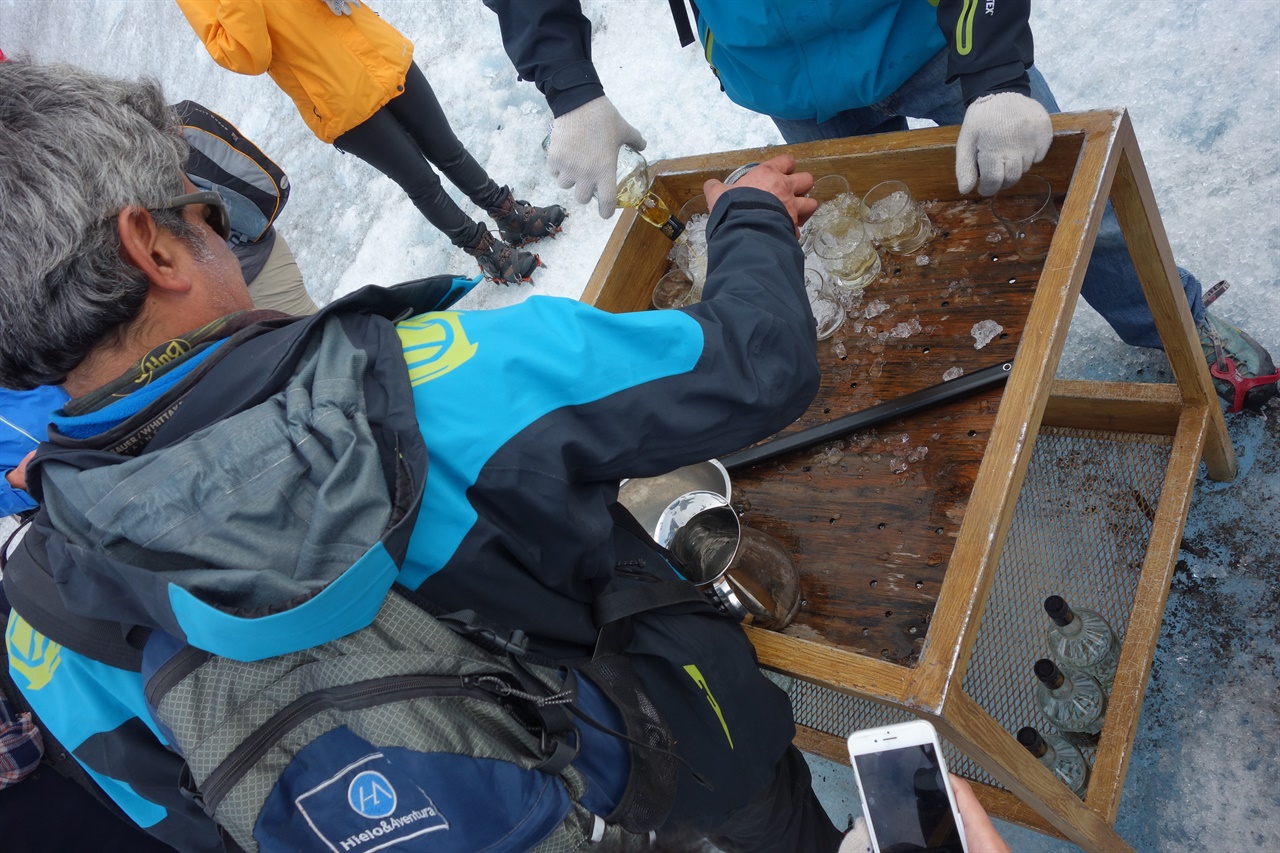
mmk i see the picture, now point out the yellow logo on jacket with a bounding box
[6,615,61,690]
[396,313,478,387]
[684,664,734,748]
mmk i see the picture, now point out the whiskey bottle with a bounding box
[1033,658,1106,746]
[1044,595,1120,692]
[607,145,685,241]
[541,131,684,240]
[1016,726,1090,799]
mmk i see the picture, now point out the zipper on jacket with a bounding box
[614,564,663,583]
[0,413,39,444]
[200,674,504,811]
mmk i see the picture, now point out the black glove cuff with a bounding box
[548,59,601,92]
[545,60,606,117]
[959,62,1032,105]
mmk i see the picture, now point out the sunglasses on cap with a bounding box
[151,190,231,241]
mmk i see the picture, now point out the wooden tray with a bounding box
[583,111,1233,852]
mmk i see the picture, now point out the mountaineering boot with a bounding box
[1197,306,1279,412]
[466,231,540,285]
[488,187,567,246]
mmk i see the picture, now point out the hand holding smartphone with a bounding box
[846,719,969,853]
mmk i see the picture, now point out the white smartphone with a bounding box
[846,719,969,853]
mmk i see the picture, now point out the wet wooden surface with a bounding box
[722,193,1050,665]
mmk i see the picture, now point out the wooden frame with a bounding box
[584,110,1234,852]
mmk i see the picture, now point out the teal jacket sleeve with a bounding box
[5,613,224,851]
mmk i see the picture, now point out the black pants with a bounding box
[0,765,180,853]
[334,62,506,249]
[704,745,844,853]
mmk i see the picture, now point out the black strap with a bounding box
[435,608,531,657]
[518,664,580,775]
[396,586,583,773]
[601,503,705,627]
[668,0,695,47]
[2,522,147,670]
[595,503,712,660]
[0,515,33,571]
[593,580,707,627]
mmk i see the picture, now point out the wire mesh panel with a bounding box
[782,674,975,781]
[954,426,1170,786]
[783,673,915,733]
[781,426,1172,792]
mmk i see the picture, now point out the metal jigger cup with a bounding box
[991,174,1059,261]
[618,463,731,541]
[668,504,802,631]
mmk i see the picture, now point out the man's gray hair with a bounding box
[0,59,197,390]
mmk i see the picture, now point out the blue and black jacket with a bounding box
[487,0,1034,122]
[4,188,820,850]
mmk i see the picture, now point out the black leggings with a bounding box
[334,62,505,249]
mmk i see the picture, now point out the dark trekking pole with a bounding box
[721,360,1013,473]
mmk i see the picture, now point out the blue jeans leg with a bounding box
[771,50,1204,350]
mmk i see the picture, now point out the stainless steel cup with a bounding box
[667,504,802,630]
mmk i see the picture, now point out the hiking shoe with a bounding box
[488,188,566,246]
[1197,311,1279,412]
[466,231,539,284]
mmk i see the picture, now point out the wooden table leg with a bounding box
[936,691,1135,853]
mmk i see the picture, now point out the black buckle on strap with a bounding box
[438,609,530,656]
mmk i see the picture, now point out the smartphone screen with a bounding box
[853,742,966,853]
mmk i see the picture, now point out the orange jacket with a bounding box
[175,0,413,143]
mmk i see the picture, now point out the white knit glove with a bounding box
[548,96,647,218]
[839,817,872,853]
[955,92,1053,196]
[322,0,359,15]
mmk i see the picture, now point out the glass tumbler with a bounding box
[861,179,933,255]
[651,269,695,310]
[991,174,1059,261]
[813,218,881,294]
[804,267,846,341]
[672,193,710,299]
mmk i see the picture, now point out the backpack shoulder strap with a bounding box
[2,519,147,670]
[668,0,695,47]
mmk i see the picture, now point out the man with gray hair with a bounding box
[1,60,845,851]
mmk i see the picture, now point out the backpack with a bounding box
[3,284,720,851]
[139,583,684,852]
[174,100,290,244]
